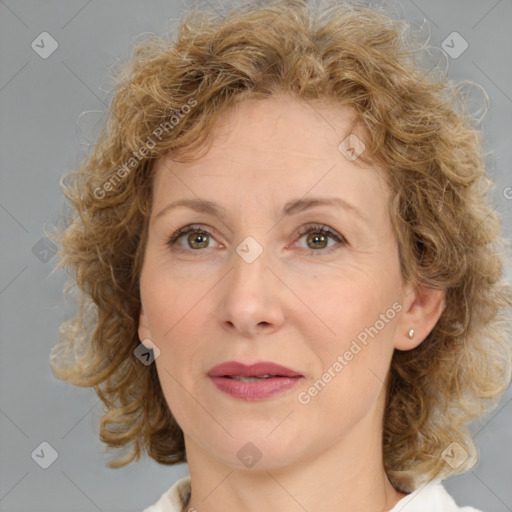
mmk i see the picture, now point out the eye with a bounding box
[293,223,346,255]
[167,224,220,252]
[167,223,347,255]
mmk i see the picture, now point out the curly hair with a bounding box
[49,0,512,493]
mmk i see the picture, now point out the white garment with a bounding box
[143,476,483,512]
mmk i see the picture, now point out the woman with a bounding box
[50,1,512,511]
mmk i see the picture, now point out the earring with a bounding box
[408,329,415,339]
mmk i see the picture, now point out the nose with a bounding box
[217,244,286,338]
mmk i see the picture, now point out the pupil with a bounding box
[189,233,208,249]
[308,233,327,249]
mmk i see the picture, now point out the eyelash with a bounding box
[167,223,347,256]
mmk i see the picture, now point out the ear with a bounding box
[394,283,445,351]
[138,304,153,349]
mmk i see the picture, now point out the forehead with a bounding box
[151,95,389,221]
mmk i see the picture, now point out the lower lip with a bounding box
[209,376,303,401]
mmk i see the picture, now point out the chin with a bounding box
[205,429,304,470]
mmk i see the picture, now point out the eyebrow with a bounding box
[154,196,368,224]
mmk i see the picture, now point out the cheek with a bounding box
[296,269,391,343]
[142,262,206,339]
[150,307,209,432]
[297,270,398,395]
[296,282,396,430]
[140,264,210,412]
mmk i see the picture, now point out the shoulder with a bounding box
[143,476,482,512]
[143,476,191,512]
[388,479,483,512]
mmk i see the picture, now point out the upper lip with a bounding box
[207,361,303,378]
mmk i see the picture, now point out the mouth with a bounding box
[226,374,284,382]
[207,361,304,379]
[207,361,304,401]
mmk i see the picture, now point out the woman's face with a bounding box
[139,95,414,470]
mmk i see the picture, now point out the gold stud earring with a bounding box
[408,329,415,339]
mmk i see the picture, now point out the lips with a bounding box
[207,361,304,400]
[207,361,303,378]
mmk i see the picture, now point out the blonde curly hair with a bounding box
[49,0,512,493]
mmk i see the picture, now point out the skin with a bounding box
[138,94,445,512]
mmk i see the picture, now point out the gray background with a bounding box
[0,0,511,511]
